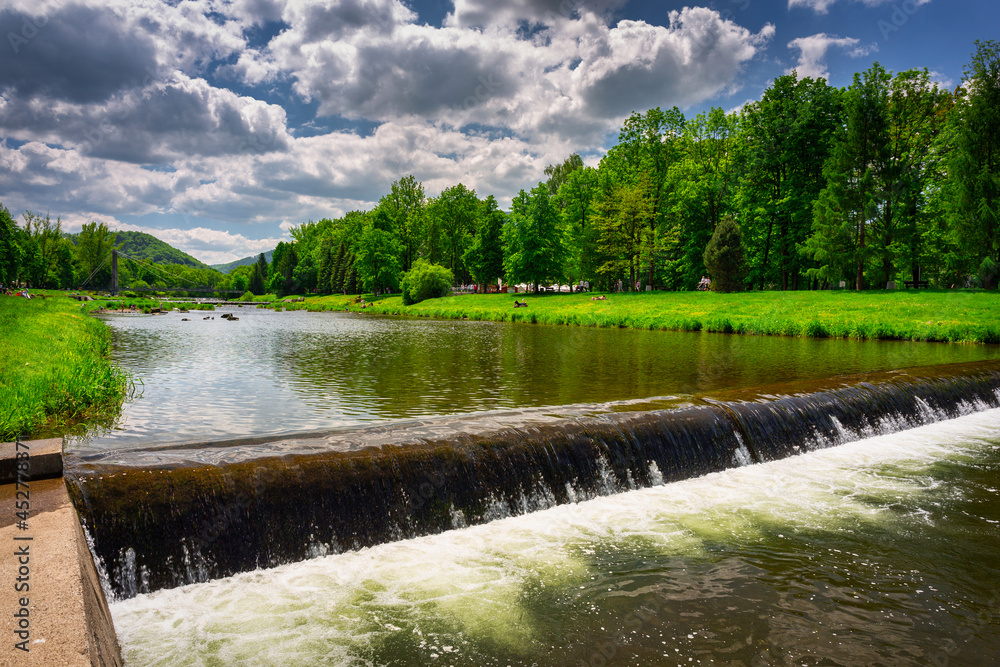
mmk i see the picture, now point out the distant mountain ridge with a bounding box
[212,250,275,274]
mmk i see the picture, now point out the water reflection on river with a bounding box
[72,306,999,453]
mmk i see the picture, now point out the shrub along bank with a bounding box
[0,292,133,441]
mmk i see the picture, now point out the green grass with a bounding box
[343,289,1000,344]
[265,294,360,312]
[0,292,134,441]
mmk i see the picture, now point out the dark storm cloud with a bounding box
[0,5,158,103]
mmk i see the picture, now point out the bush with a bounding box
[401,261,454,305]
[239,291,255,301]
[703,215,746,293]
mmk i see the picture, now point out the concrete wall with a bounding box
[1,440,122,666]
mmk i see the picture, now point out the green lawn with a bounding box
[348,289,1000,344]
[0,292,133,441]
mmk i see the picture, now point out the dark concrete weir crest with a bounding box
[65,361,1000,601]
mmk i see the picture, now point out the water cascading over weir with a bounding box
[66,361,1000,600]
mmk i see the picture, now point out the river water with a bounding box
[73,306,998,453]
[78,307,1000,665]
[110,409,1000,666]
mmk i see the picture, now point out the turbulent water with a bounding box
[110,409,1000,666]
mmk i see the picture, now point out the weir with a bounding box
[66,361,1000,601]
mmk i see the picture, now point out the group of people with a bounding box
[1,284,31,298]
[696,276,712,291]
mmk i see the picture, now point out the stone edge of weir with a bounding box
[1,438,123,667]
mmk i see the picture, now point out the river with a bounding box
[73,307,1000,665]
[72,306,999,453]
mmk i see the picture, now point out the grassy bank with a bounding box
[341,290,1000,344]
[0,292,133,441]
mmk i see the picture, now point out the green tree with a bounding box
[882,69,950,287]
[248,253,268,295]
[356,210,402,294]
[316,235,336,294]
[378,175,426,273]
[593,173,653,290]
[426,184,479,282]
[76,221,117,289]
[666,108,739,289]
[737,73,842,290]
[463,195,506,287]
[544,153,585,194]
[703,215,746,292]
[805,63,892,290]
[601,107,686,287]
[229,265,252,294]
[503,185,566,293]
[269,241,298,295]
[0,204,25,286]
[554,166,599,288]
[401,260,454,304]
[946,40,1000,288]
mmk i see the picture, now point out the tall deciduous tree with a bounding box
[463,195,506,287]
[667,107,739,289]
[593,172,652,289]
[0,204,25,286]
[544,153,584,194]
[76,221,117,289]
[602,107,686,287]
[947,40,1000,288]
[738,73,842,290]
[883,68,950,287]
[356,210,402,294]
[426,184,479,282]
[554,166,598,287]
[503,185,565,293]
[378,175,425,273]
[805,63,892,290]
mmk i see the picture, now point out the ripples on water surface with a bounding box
[73,307,999,453]
[111,410,1000,666]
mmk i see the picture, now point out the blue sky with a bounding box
[0,0,994,263]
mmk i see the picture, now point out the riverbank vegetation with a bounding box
[0,293,133,441]
[1,42,997,302]
[348,290,1000,344]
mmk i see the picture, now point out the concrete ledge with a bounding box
[1,477,123,666]
[0,439,63,485]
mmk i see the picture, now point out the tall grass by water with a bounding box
[0,293,133,441]
[353,290,1000,344]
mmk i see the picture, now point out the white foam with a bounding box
[111,409,1000,665]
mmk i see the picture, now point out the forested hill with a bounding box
[112,231,213,270]
[212,250,274,274]
[62,229,213,270]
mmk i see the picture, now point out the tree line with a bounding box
[267,41,1000,295]
[1,41,996,296]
